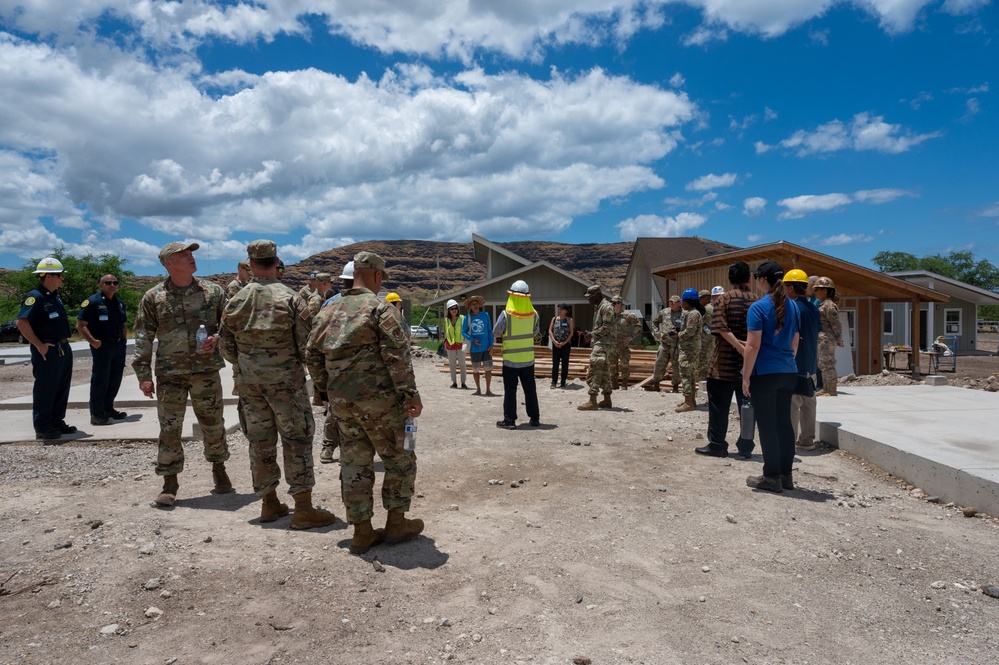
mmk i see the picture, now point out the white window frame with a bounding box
[883,308,894,335]
[944,308,962,336]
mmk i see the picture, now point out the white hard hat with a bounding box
[446,299,459,309]
[711,286,725,296]
[508,279,530,295]
[339,261,354,280]
[33,257,65,274]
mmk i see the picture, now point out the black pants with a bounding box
[502,364,540,423]
[89,339,127,417]
[706,377,754,455]
[749,372,797,478]
[551,344,571,385]
[31,341,73,434]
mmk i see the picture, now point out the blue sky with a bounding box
[0,1,995,276]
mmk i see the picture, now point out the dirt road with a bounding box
[1,353,998,664]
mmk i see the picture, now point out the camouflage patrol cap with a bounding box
[610,295,623,304]
[584,285,602,297]
[159,241,199,264]
[237,260,250,271]
[315,272,332,282]
[353,251,388,278]
[246,239,277,259]
[668,295,681,303]
[698,289,710,298]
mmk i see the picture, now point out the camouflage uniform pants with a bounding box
[237,382,316,497]
[586,342,613,396]
[677,340,701,397]
[697,335,714,382]
[652,341,676,383]
[619,345,631,382]
[817,335,837,389]
[607,344,621,381]
[323,410,341,449]
[334,408,416,524]
[155,372,228,476]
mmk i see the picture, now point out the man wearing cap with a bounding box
[77,274,128,426]
[579,284,616,410]
[220,240,335,530]
[226,261,253,299]
[695,261,759,459]
[493,280,541,429]
[608,296,639,390]
[298,271,318,301]
[307,273,333,315]
[644,295,682,392]
[16,257,76,440]
[307,251,424,555]
[696,289,715,390]
[316,262,355,464]
[133,241,233,506]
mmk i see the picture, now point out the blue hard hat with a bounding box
[681,287,700,301]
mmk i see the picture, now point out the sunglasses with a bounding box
[103,280,119,285]
[448,306,458,310]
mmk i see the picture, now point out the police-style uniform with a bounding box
[79,291,127,420]
[19,285,74,437]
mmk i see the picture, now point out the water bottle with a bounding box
[195,324,208,354]
[739,401,755,441]
[404,416,417,451]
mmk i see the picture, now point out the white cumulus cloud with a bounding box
[777,193,853,219]
[743,197,767,216]
[686,172,737,191]
[773,113,941,156]
[616,212,707,239]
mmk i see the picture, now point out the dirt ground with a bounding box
[1,348,999,665]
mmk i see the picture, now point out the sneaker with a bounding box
[780,473,795,490]
[90,416,114,426]
[528,418,540,427]
[550,383,557,389]
[746,475,783,493]
[450,382,458,389]
[57,422,77,434]
[795,441,818,452]
[560,382,567,388]
[319,445,336,464]
[461,383,469,389]
[496,419,517,430]
[694,445,728,458]
[110,410,128,420]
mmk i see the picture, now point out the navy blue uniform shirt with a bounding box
[18,287,71,341]
[78,292,126,342]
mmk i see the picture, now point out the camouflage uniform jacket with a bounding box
[590,298,616,347]
[306,287,420,418]
[701,303,714,340]
[225,278,249,299]
[613,311,640,345]
[219,278,312,386]
[651,309,678,344]
[677,308,702,347]
[298,285,315,301]
[132,277,226,381]
[307,290,328,316]
[817,299,843,344]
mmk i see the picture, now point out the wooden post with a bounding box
[910,297,921,377]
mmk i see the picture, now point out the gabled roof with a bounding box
[888,271,999,305]
[651,240,948,303]
[472,233,531,268]
[424,259,594,307]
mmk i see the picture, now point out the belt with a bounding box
[42,338,69,344]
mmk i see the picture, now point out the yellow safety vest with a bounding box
[445,316,464,345]
[501,311,536,363]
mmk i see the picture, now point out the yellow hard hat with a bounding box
[33,257,65,274]
[784,269,809,284]
[385,292,402,303]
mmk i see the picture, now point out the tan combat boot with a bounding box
[675,394,696,413]
[349,520,386,554]
[577,394,599,410]
[611,378,619,390]
[384,508,424,544]
[259,489,289,523]
[289,491,336,530]
[155,474,179,507]
[212,462,234,494]
[643,381,661,392]
[597,393,613,409]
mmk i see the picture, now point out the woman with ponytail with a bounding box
[742,260,800,494]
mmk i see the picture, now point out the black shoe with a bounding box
[694,445,728,458]
[110,410,128,420]
[780,473,795,490]
[528,418,540,427]
[56,423,77,434]
[91,416,114,426]
[560,382,567,388]
[550,383,557,389]
[450,383,458,389]
[496,419,517,430]
[36,430,61,440]
[461,383,469,389]
[746,475,783,493]
[735,444,754,459]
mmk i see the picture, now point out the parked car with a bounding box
[0,318,26,343]
[409,325,429,339]
[422,325,440,340]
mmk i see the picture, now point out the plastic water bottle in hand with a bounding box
[196,324,208,354]
[739,401,755,441]
[404,416,417,451]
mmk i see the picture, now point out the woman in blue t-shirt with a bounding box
[742,260,800,493]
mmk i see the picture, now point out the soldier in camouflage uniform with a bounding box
[306,272,333,316]
[225,260,253,299]
[645,295,681,392]
[814,276,844,396]
[607,296,640,390]
[133,242,232,507]
[675,288,703,413]
[696,289,715,391]
[307,251,424,555]
[219,240,335,530]
[298,271,318,301]
[578,284,616,410]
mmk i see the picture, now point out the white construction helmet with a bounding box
[33,257,65,274]
[446,299,459,309]
[711,285,725,296]
[339,261,354,280]
[508,279,530,295]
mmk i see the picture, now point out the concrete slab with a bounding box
[816,384,999,516]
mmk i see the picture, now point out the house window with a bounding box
[944,308,962,335]
[883,309,893,335]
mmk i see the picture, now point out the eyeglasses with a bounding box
[102,280,119,285]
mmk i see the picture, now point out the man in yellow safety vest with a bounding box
[493,280,540,429]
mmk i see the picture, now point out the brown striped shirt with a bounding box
[709,285,758,381]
